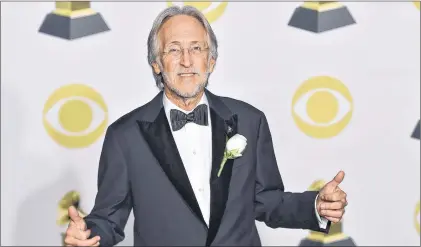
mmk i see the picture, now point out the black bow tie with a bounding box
[170,104,208,131]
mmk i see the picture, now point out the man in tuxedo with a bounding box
[64,5,348,247]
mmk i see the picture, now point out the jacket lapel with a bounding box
[206,90,238,246]
[136,92,207,227]
[135,90,238,245]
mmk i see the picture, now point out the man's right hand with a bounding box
[64,206,100,246]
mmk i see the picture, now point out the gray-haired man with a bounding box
[64,5,348,247]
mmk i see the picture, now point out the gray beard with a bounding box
[161,72,210,100]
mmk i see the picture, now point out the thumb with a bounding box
[68,205,82,222]
[329,170,345,187]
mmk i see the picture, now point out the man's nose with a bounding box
[179,49,192,67]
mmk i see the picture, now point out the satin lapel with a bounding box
[206,108,238,246]
[137,108,206,227]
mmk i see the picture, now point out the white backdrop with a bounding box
[1,1,420,246]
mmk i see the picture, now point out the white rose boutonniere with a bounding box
[217,134,247,177]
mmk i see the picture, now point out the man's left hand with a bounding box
[316,171,348,223]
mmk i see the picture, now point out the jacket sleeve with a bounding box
[84,127,133,246]
[253,113,330,233]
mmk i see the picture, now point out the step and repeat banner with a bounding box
[1,1,420,246]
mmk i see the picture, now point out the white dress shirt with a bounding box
[163,93,213,226]
[162,93,328,229]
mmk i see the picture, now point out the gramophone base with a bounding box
[299,236,357,246]
[39,12,110,40]
[411,120,420,140]
[288,6,355,33]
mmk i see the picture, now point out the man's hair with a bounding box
[147,5,219,90]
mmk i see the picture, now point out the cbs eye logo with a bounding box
[167,1,228,23]
[43,84,108,148]
[291,76,353,139]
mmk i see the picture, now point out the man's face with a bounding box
[153,15,215,98]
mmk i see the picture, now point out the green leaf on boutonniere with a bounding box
[217,148,241,177]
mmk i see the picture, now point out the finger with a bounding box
[65,235,100,247]
[69,220,76,229]
[64,235,79,246]
[72,217,87,231]
[78,220,87,231]
[79,229,91,240]
[68,206,82,222]
[68,207,87,230]
[329,170,345,187]
[321,190,347,202]
[320,209,344,218]
[66,227,91,241]
[83,236,101,246]
[324,216,342,223]
[320,201,346,210]
[74,220,86,232]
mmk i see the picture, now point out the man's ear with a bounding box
[152,62,161,74]
[208,57,216,73]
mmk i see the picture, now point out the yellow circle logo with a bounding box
[292,76,353,139]
[167,2,228,23]
[414,1,420,10]
[43,84,108,148]
[415,201,420,235]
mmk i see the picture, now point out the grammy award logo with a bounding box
[288,1,356,33]
[411,120,420,140]
[39,1,110,40]
[298,180,357,246]
[57,191,87,245]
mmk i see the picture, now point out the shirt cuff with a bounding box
[315,194,329,229]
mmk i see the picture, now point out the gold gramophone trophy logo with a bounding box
[288,1,356,33]
[298,180,357,246]
[411,120,420,140]
[39,1,110,40]
[57,191,87,245]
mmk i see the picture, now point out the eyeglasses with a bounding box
[162,42,209,59]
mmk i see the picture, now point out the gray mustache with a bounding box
[163,71,209,76]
